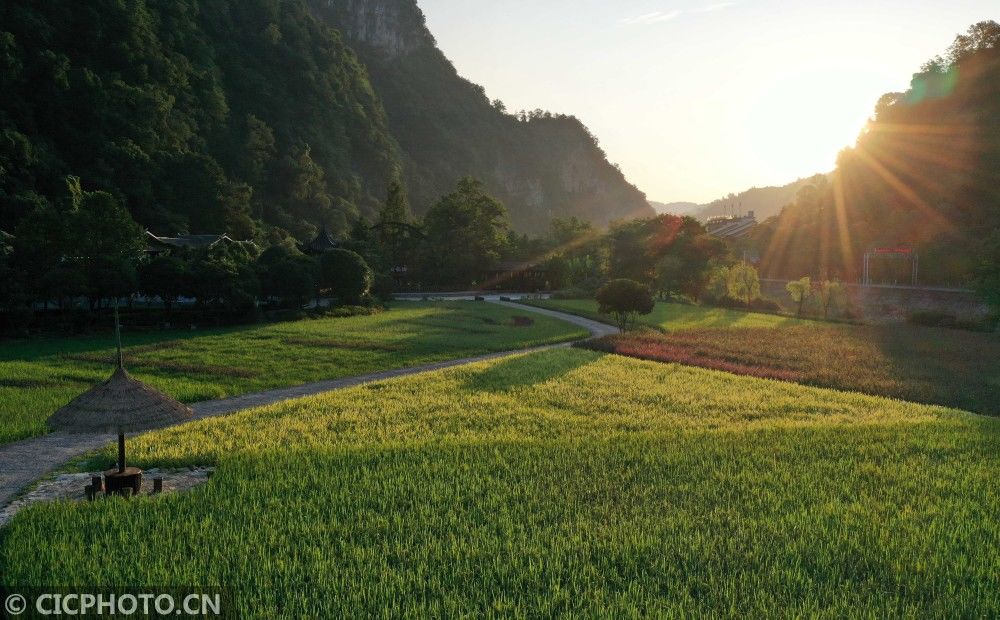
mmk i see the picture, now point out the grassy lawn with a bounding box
[0,303,586,445]
[585,324,1000,416]
[525,298,814,330]
[3,349,998,616]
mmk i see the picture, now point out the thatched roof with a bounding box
[47,368,193,434]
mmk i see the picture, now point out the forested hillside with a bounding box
[0,0,399,241]
[747,21,1000,290]
[307,0,653,232]
[0,0,651,243]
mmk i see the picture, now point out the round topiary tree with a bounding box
[320,248,373,305]
[596,278,655,332]
[139,255,189,315]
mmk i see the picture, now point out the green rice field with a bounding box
[2,349,998,616]
[0,303,586,445]
[525,298,815,331]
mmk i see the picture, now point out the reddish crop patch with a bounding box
[582,326,1000,416]
[589,337,806,383]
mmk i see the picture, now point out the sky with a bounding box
[417,0,997,204]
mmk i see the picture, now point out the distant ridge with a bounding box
[697,175,827,221]
[658,174,828,222]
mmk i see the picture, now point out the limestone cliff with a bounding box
[307,0,654,232]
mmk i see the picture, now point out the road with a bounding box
[0,301,615,511]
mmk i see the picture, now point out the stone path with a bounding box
[0,302,615,510]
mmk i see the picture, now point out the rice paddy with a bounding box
[2,349,998,616]
[525,298,815,331]
[0,303,586,445]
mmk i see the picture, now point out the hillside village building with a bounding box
[144,231,255,256]
[705,211,757,239]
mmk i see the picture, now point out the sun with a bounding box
[740,67,893,182]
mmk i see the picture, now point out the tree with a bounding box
[88,258,138,308]
[607,219,655,283]
[727,263,761,307]
[275,144,336,233]
[421,177,510,287]
[68,180,144,308]
[596,279,655,332]
[11,194,66,304]
[607,215,724,298]
[40,262,88,310]
[0,246,25,311]
[139,256,189,314]
[190,259,236,308]
[654,255,684,301]
[972,230,1000,317]
[12,178,143,309]
[190,257,259,314]
[786,276,812,317]
[549,217,596,250]
[546,217,604,290]
[236,114,276,186]
[379,180,410,226]
[674,234,728,302]
[228,265,260,314]
[256,245,316,308]
[818,280,848,319]
[704,265,731,302]
[0,1,399,242]
[320,249,373,305]
[375,180,416,273]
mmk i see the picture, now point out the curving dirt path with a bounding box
[0,302,615,511]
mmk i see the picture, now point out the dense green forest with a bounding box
[0,0,651,243]
[308,0,653,233]
[0,0,400,242]
[747,22,1000,293]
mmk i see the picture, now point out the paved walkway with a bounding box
[0,302,615,509]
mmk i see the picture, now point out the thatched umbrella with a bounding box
[47,307,193,493]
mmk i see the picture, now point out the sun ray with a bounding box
[849,146,957,235]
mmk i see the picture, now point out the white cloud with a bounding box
[620,2,737,25]
[620,10,683,25]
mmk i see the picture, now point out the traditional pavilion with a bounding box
[299,226,339,255]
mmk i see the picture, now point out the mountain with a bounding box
[305,0,654,233]
[0,0,400,240]
[0,0,651,241]
[696,176,828,222]
[649,201,701,216]
[654,175,828,223]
